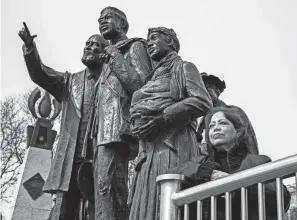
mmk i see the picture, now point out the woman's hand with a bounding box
[211,170,230,181]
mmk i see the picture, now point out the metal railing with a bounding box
[157,154,297,220]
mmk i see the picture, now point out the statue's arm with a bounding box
[109,41,152,95]
[163,62,213,125]
[22,43,66,102]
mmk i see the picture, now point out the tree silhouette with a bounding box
[0,96,28,203]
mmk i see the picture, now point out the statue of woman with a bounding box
[128,27,213,220]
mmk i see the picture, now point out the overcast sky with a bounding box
[1,0,297,217]
[2,0,297,158]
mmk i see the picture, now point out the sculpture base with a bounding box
[10,147,53,220]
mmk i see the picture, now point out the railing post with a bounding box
[156,174,185,220]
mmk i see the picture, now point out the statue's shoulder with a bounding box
[130,37,147,45]
[182,61,198,70]
[66,70,86,86]
[128,38,147,51]
[182,61,200,77]
[70,70,85,78]
[72,69,85,76]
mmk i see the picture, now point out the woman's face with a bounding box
[208,111,237,149]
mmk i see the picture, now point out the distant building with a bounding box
[285,184,297,220]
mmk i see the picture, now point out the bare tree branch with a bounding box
[0,96,28,203]
[0,94,37,203]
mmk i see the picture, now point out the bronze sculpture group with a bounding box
[19,6,291,220]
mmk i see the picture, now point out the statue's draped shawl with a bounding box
[130,52,185,120]
[128,52,212,220]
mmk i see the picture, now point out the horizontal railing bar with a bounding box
[172,154,297,206]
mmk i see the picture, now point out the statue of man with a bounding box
[197,72,259,154]
[128,27,212,220]
[87,6,152,220]
[18,22,108,220]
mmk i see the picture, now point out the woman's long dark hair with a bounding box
[204,107,254,155]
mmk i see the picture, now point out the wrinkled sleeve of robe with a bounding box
[22,42,67,102]
[162,61,213,126]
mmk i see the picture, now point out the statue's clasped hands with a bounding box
[131,115,166,139]
[18,22,37,46]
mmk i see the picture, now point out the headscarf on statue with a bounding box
[151,51,186,100]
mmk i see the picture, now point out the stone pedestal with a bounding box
[10,148,53,220]
[10,118,57,220]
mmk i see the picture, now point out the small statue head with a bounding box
[147,27,180,62]
[200,72,226,103]
[81,34,109,69]
[99,7,129,40]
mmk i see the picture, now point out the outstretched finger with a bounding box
[23,22,30,35]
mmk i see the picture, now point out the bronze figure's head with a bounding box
[201,72,226,103]
[99,7,129,40]
[81,34,108,69]
[147,27,180,61]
